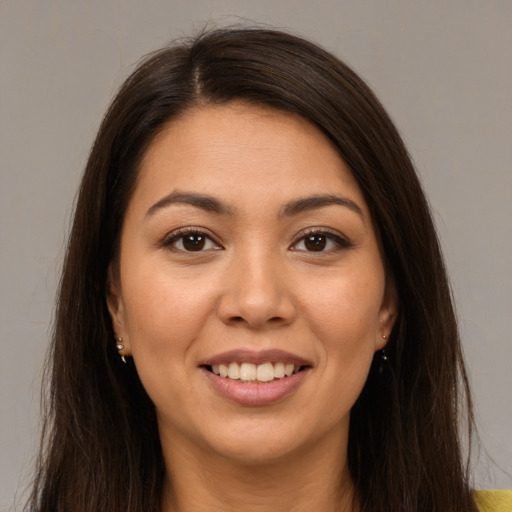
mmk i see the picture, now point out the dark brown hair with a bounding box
[27,27,477,511]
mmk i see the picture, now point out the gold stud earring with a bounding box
[116,337,127,364]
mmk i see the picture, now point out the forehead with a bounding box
[132,102,369,216]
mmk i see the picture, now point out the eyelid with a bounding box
[160,227,223,251]
[290,227,353,251]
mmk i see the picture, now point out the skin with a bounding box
[107,102,397,512]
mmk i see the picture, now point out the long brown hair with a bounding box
[27,27,477,511]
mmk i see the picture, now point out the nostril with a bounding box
[269,316,284,322]
[229,315,286,326]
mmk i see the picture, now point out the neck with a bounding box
[160,430,358,512]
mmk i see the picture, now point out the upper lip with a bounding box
[200,349,313,367]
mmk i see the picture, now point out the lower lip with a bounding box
[201,367,310,406]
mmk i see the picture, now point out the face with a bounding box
[108,103,397,465]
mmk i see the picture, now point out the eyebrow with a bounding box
[280,194,364,219]
[146,191,233,218]
[145,191,363,220]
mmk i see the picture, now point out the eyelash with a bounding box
[160,227,352,253]
[290,228,353,253]
[161,227,222,252]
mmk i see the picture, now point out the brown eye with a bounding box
[304,234,327,251]
[291,230,352,253]
[182,234,206,251]
[164,230,220,252]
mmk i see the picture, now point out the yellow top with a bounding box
[474,490,512,512]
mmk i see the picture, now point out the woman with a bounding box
[26,28,510,511]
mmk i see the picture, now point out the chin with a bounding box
[212,437,303,466]
[200,416,337,466]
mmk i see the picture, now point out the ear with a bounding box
[375,278,399,351]
[106,266,132,356]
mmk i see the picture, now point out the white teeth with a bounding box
[256,362,274,382]
[210,361,302,382]
[274,362,285,378]
[240,362,256,381]
[227,362,240,380]
[284,363,294,377]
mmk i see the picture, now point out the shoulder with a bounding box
[474,490,512,512]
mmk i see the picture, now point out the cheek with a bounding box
[286,270,384,437]
[122,247,218,323]
[119,272,205,409]
[302,265,385,394]
[305,269,385,345]
[119,262,212,356]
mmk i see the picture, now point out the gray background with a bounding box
[1,0,511,508]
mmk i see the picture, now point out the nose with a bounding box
[217,248,297,329]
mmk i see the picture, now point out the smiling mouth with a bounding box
[204,362,307,383]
